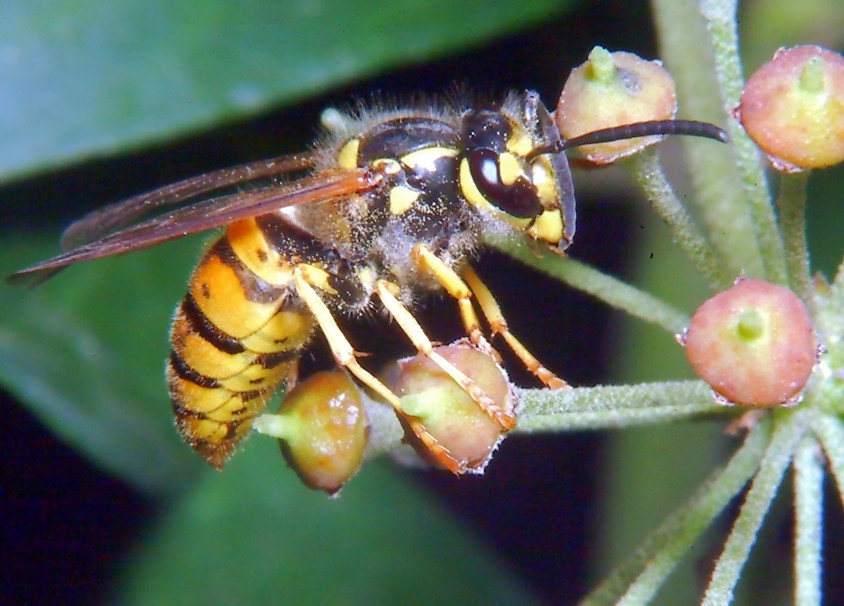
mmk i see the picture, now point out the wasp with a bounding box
[9,90,727,473]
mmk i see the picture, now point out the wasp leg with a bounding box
[292,265,464,474]
[461,266,569,389]
[412,245,566,389]
[374,279,516,431]
[410,245,499,361]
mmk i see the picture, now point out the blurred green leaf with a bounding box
[0,0,568,183]
[740,0,844,71]
[1,234,204,494]
[111,445,539,605]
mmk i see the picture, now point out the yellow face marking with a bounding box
[506,130,533,156]
[389,186,420,215]
[458,158,490,210]
[497,153,525,186]
[337,138,361,170]
[528,209,564,244]
[531,157,558,206]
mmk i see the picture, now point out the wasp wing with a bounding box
[9,167,378,285]
[60,154,318,251]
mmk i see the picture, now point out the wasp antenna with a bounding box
[562,120,729,150]
[525,119,728,160]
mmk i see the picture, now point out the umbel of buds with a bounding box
[556,46,677,164]
[253,341,516,492]
[738,45,844,171]
[681,278,817,407]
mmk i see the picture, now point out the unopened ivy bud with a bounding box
[253,371,368,495]
[556,46,677,164]
[738,45,844,171]
[681,278,817,407]
[395,341,516,474]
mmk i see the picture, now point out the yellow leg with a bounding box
[293,266,464,474]
[375,279,516,431]
[461,266,569,389]
[411,245,499,360]
[293,267,398,407]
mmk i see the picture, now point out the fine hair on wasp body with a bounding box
[167,90,574,471]
[9,89,727,474]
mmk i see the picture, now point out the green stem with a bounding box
[622,151,726,289]
[778,171,814,305]
[699,0,788,284]
[702,410,808,605]
[651,0,764,279]
[516,380,726,432]
[582,418,770,606]
[491,240,689,334]
[812,414,844,507]
[794,433,824,606]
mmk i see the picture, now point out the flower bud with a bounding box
[556,47,677,164]
[395,341,516,474]
[254,371,368,494]
[738,45,844,171]
[681,278,817,407]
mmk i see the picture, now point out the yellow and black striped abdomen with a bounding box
[167,217,315,468]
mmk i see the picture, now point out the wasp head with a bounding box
[458,91,576,252]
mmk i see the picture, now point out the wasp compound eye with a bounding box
[467,148,543,219]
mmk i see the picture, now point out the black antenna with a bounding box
[529,120,729,159]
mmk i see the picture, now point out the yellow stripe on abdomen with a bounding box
[168,224,315,469]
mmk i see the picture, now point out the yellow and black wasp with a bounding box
[9,90,726,473]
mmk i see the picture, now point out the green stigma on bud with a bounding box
[253,413,297,440]
[586,46,617,84]
[736,308,765,341]
[798,57,826,94]
[400,386,454,420]
[395,342,515,474]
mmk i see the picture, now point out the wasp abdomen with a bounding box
[168,219,315,468]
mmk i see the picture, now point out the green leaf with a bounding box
[110,445,538,605]
[0,0,569,183]
[1,234,205,494]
